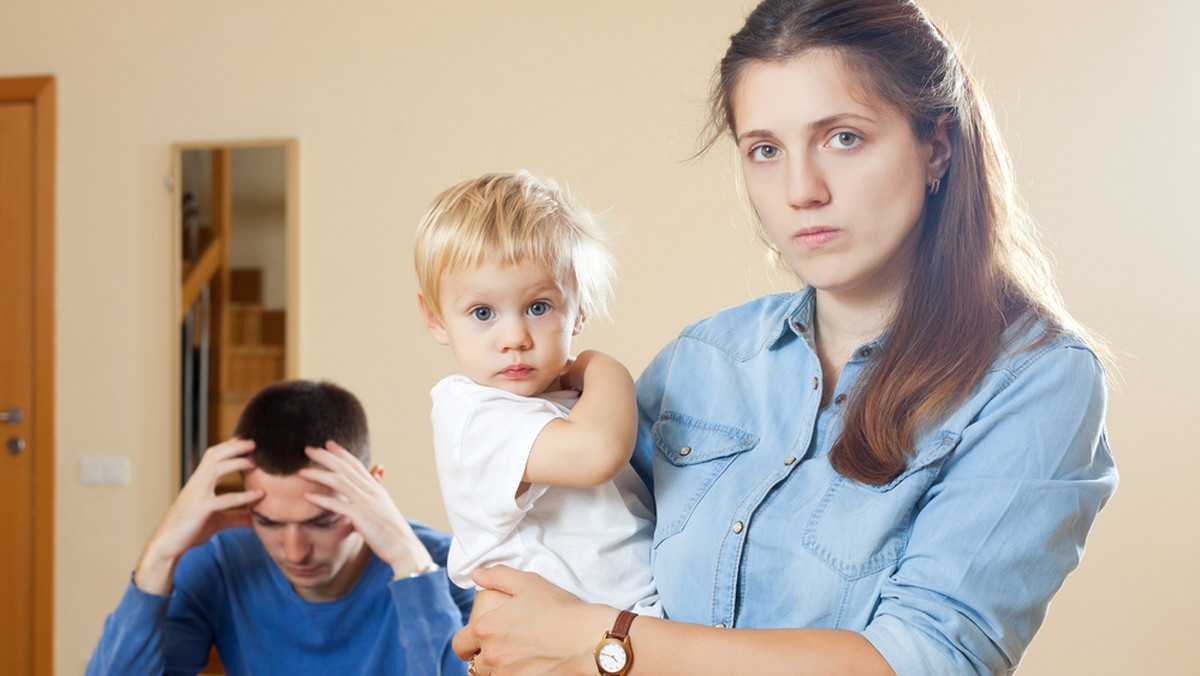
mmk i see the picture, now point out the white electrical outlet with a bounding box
[80,456,130,486]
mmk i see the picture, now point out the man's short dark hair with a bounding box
[233,380,370,475]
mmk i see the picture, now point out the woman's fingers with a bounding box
[472,564,540,596]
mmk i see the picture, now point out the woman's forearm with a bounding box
[625,618,894,676]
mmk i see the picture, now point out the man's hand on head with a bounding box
[299,441,438,578]
[134,438,264,596]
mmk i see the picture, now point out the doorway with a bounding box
[174,140,297,486]
[0,76,56,676]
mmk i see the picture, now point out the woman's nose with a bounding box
[787,154,830,209]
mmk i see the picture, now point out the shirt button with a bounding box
[834,394,847,405]
[732,521,744,534]
[811,377,818,390]
[679,446,691,456]
[796,322,807,332]
[715,622,726,628]
[784,457,796,465]
[858,347,873,358]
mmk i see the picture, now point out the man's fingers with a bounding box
[204,437,256,461]
[302,490,353,520]
[211,487,263,512]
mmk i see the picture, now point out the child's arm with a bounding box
[522,350,637,488]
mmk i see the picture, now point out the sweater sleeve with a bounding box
[394,521,475,676]
[85,575,213,676]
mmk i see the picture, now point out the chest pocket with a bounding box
[802,431,960,580]
[651,412,758,546]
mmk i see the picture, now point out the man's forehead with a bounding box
[243,469,335,522]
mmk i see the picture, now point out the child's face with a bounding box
[422,259,581,397]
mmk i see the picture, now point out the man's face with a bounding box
[242,468,368,602]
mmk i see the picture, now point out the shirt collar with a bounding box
[777,286,889,360]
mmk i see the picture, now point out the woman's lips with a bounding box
[795,227,840,248]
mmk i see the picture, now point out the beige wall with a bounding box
[1,0,1194,673]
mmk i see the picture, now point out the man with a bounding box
[87,380,472,675]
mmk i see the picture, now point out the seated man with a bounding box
[87,380,472,675]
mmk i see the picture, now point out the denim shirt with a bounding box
[632,287,1117,675]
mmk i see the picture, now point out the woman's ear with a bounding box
[927,112,953,182]
[418,293,450,345]
[369,464,384,483]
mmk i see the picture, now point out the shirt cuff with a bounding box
[860,614,960,676]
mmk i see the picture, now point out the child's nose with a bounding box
[498,317,532,351]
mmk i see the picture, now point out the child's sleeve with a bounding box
[433,382,567,578]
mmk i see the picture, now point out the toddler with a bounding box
[415,171,659,614]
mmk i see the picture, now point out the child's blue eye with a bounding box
[471,307,495,321]
[527,301,550,317]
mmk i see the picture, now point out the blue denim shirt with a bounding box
[632,287,1117,675]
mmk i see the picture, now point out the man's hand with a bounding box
[300,441,437,578]
[134,438,263,595]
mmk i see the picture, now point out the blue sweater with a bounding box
[86,522,473,676]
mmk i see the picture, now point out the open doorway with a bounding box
[174,140,297,487]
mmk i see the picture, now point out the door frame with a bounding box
[0,75,56,676]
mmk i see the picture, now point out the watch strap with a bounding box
[607,609,637,641]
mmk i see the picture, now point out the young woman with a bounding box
[454,1,1117,673]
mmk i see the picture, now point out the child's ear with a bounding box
[572,311,586,336]
[418,293,450,345]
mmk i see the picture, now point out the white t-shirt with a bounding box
[430,374,660,614]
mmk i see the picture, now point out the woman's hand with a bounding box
[453,566,618,675]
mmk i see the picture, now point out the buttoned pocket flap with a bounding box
[652,412,759,465]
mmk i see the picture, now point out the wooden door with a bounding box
[0,76,55,676]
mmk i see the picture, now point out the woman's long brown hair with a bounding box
[705,0,1104,484]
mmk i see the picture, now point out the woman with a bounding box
[454,0,1117,673]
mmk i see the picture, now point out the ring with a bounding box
[468,653,478,676]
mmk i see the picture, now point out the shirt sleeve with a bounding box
[861,342,1118,675]
[393,523,475,676]
[439,384,563,537]
[84,575,213,676]
[633,338,680,496]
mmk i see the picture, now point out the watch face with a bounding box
[597,641,628,673]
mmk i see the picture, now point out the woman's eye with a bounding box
[830,132,860,148]
[749,144,781,161]
[471,307,494,321]
[527,301,550,317]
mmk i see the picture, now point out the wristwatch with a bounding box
[594,609,636,675]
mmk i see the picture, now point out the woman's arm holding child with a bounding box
[523,350,637,487]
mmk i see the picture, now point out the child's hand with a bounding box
[559,350,614,392]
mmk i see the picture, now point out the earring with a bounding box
[928,178,942,197]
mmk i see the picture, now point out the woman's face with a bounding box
[732,50,949,306]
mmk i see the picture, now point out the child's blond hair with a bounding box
[415,171,616,322]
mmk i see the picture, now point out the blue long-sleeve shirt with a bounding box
[633,287,1117,675]
[86,521,473,676]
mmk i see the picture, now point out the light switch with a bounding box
[80,456,130,486]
